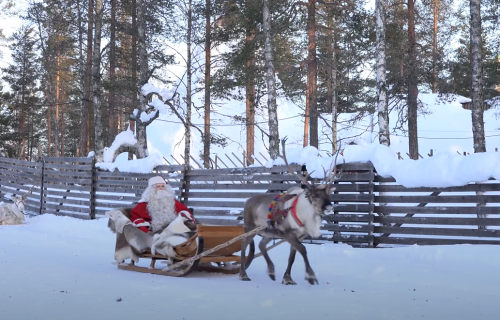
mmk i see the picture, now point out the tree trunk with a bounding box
[20,70,26,160]
[185,0,193,168]
[304,88,309,146]
[470,0,486,153]
[376,0,390,146]
[76,0,86,157]
[307,0,318,148]
[108,0,117,147]
[60,91,65,156]
[407,0,419,159]
[130,0,138,160]
[432,0,438,93]
[245,23,255,163]
[134,0,150,159]
[45,81,52,157]
[80,0,93,157]
[92,0,104,162]
[326,6,338,153]
[54,53,60,157]
[470,0,487,228]
[203,0,211,168]
[263,0,279,160]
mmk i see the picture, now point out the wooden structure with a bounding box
[1,156,499,247]
[117,225,255,277]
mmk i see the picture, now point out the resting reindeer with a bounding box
[106,209,196,264]
[239,138,341,285]
[0,196,26,225]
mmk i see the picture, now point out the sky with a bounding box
[1,213,499,320]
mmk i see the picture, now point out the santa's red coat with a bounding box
[130,200,190,233]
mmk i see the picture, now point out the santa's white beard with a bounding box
[146,187,176,232]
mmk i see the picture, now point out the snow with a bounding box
[141,83,175,101]
[97,151,166,173]
[102,127,137,163]
[100,138,500,188]
[1,214,499,320]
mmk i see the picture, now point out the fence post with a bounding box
[38,157,45,216]
[368,162,375,248]
[90,156,96,219]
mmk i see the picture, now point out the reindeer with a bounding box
[239,138,341,285]
[0,182,39,225]
[0,196,26,225]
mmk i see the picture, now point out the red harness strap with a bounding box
[290,197,303,227]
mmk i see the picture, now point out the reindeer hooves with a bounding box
[268,273,276,281]
[305,277,319,285]
[282,278,297,285]
[239,275,252,281]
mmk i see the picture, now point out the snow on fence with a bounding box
[1,156,499,247]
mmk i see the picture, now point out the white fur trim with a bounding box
[178,210,192,219]
[132,219,150,228]
[148,176,166,187]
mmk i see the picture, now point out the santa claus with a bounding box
[130,176,193,233]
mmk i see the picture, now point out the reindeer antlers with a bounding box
[324,143,344,194]
[21,176,42,202]
[278,137,343,190]
[279,137,311,186]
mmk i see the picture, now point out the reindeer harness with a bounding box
[267,192,303,227]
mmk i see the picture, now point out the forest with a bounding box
[0,0,498,167]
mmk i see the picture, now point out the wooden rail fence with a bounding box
[1,156,499,247]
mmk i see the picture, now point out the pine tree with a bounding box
[1,25,42,160]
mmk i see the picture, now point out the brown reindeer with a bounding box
[239,138,341,285]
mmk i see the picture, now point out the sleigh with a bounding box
[117,225,256,277]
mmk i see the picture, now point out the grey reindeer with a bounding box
[239,138,342,285]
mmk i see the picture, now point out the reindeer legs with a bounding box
[282,246,297,285]
[238,233,256,281]
[258,236,276,281]
[283,232,318,285]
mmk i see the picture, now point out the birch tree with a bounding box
[80,0,93,157]
[326,5,338,153]
[376,0,390,147]
[407,0,419,159]
[184,0,193,168]
[129,0,154,159]
[470,0,487,230]
[203,0,211,168]
[263,0,279,159]
[92,0,104,161]
[470,0,486,153]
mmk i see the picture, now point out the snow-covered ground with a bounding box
[1,214,499,320]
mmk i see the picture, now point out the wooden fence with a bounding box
[1,156,499,247]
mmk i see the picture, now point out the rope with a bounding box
[253,239,287,259]
[162,225,267,273]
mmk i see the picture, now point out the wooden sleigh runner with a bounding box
[117,225,256,277]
